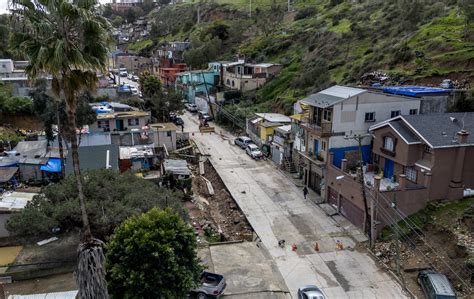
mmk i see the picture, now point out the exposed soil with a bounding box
[375,225,473,298]
[188,159,253,243]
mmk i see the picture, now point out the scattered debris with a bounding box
[37,237,59,246]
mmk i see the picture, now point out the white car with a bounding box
[119,71,128,77]
[246,144,264,160]
[130,86,139,95]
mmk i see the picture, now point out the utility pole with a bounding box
[344,133,371,241]
[392,193,401,276]
[201,71,215,120]
[288,0,291,12]
[249,0,252,18]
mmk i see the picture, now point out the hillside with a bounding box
[141,0,474,116]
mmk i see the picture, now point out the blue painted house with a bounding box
[175,62,221,103]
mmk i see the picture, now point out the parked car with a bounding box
[119,71,128,77]
[174,117,184,126]
[198,111,213,122]
[130,86,139,95]
[186,103,198,113]
[418,270,457,299]
[127,73,133,80]
[297,285,326,299]
[440,79,454,89]
[234,136,253,149]
[190,271,226,299]
[132,75,139,82]
[246,144,264,160]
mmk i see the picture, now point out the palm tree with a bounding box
[9,0,111,297]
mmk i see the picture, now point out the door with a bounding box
[308,171,321,194]
[116,119,124,131]
[314,139,319,157]
[384,158,394,179]
[340,196,364,229]
[328,187,338,207]
[272,146,281,164]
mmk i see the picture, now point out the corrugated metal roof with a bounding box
[255,113,291,123]
[300,85,366,108]
[8,290,78,299]
[12,140,48,159]
[65,145,119,176]
[163,159,190,175]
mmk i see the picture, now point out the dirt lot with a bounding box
[189,159,254,243]
[375,198,474,298]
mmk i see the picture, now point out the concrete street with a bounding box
[182,112,408,298]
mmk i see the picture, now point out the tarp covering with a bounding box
[40,158,62,173]
[0,157,18,168]
[383,86,450,97]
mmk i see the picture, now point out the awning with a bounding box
[0,167,18,183]
[251,117,263,124]
[40,158,62,173]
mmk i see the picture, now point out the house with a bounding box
[161,159,191,180]
[11,140,49,183]
[0,191,37,238]
[65,144,119,176]
[89,111,150,133]
[0,59,51,96]
[270,125,294,168]
[222,60,282,92]
[115,54,152,73]
[158,61,187,87]
[119,145,156,172]
[246,113,291,148]
[293,85,421,195]
[325,112,474,232]
[175,62,222,103]
[149,122,178,151]
[155,41,191,64]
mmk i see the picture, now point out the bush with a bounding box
[106,208,202,299]
[295,7,316,21]
[7,169,186,239]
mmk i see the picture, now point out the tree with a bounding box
[184,37,222,69]
[139,73,184,121]
[106,208,202,299]
[111,15,124,27]
[7,169,185,239]
[0,82,33,114]
[10,1,111,297]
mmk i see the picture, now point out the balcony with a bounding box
[300,122,333,137]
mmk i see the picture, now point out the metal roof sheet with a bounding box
[163,159,190,175]
[300,85,366,108]
[255,113,291,123]
[7,291,78,299]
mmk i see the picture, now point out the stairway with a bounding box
[282,157,297,173]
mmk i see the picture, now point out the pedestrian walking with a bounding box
[303,186,308,199]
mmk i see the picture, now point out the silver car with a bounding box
[234,136,253,149]
[297,285,326,299]
[191,271,226,299]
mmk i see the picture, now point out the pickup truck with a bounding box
[190,271,226,299]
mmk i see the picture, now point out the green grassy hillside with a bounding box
[147,0,474,116]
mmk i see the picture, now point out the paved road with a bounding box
[182,112,407,299]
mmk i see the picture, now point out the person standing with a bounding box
[303,186,308,199]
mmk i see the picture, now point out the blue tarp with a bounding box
[40,158,62,173]
[329,145,372,168]
[383,86,450,97]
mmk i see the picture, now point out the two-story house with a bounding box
[175,62,221,103]
[324,113,474,231]
[294,85,421,195]
[222,60,282,92]
[369,113,474,201]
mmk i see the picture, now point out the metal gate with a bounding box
[272,146,282,165]
[308,170,321,195]
[340,196,364,229]
[327,187,338,208]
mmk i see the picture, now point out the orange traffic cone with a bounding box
[314,242,319,252]
[291,244,297,251]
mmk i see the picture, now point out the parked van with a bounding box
[418,270,457,299]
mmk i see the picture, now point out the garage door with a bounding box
[327,186,338,208]
[340,196,365,229]
[272,146,282,165]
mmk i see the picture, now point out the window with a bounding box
[166,131,172,137]
[128,118,139,126]
[231,80,235,87]
[323,110,332,122]
[424,145,432,153]
[226,79,230,85]
[321,140,327,151]
[384,136,394,151]
[409,109,418,115]
[97,120,110,130]
[405,166,417,183]
[365,112,375,122]
[391,110,401,118]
